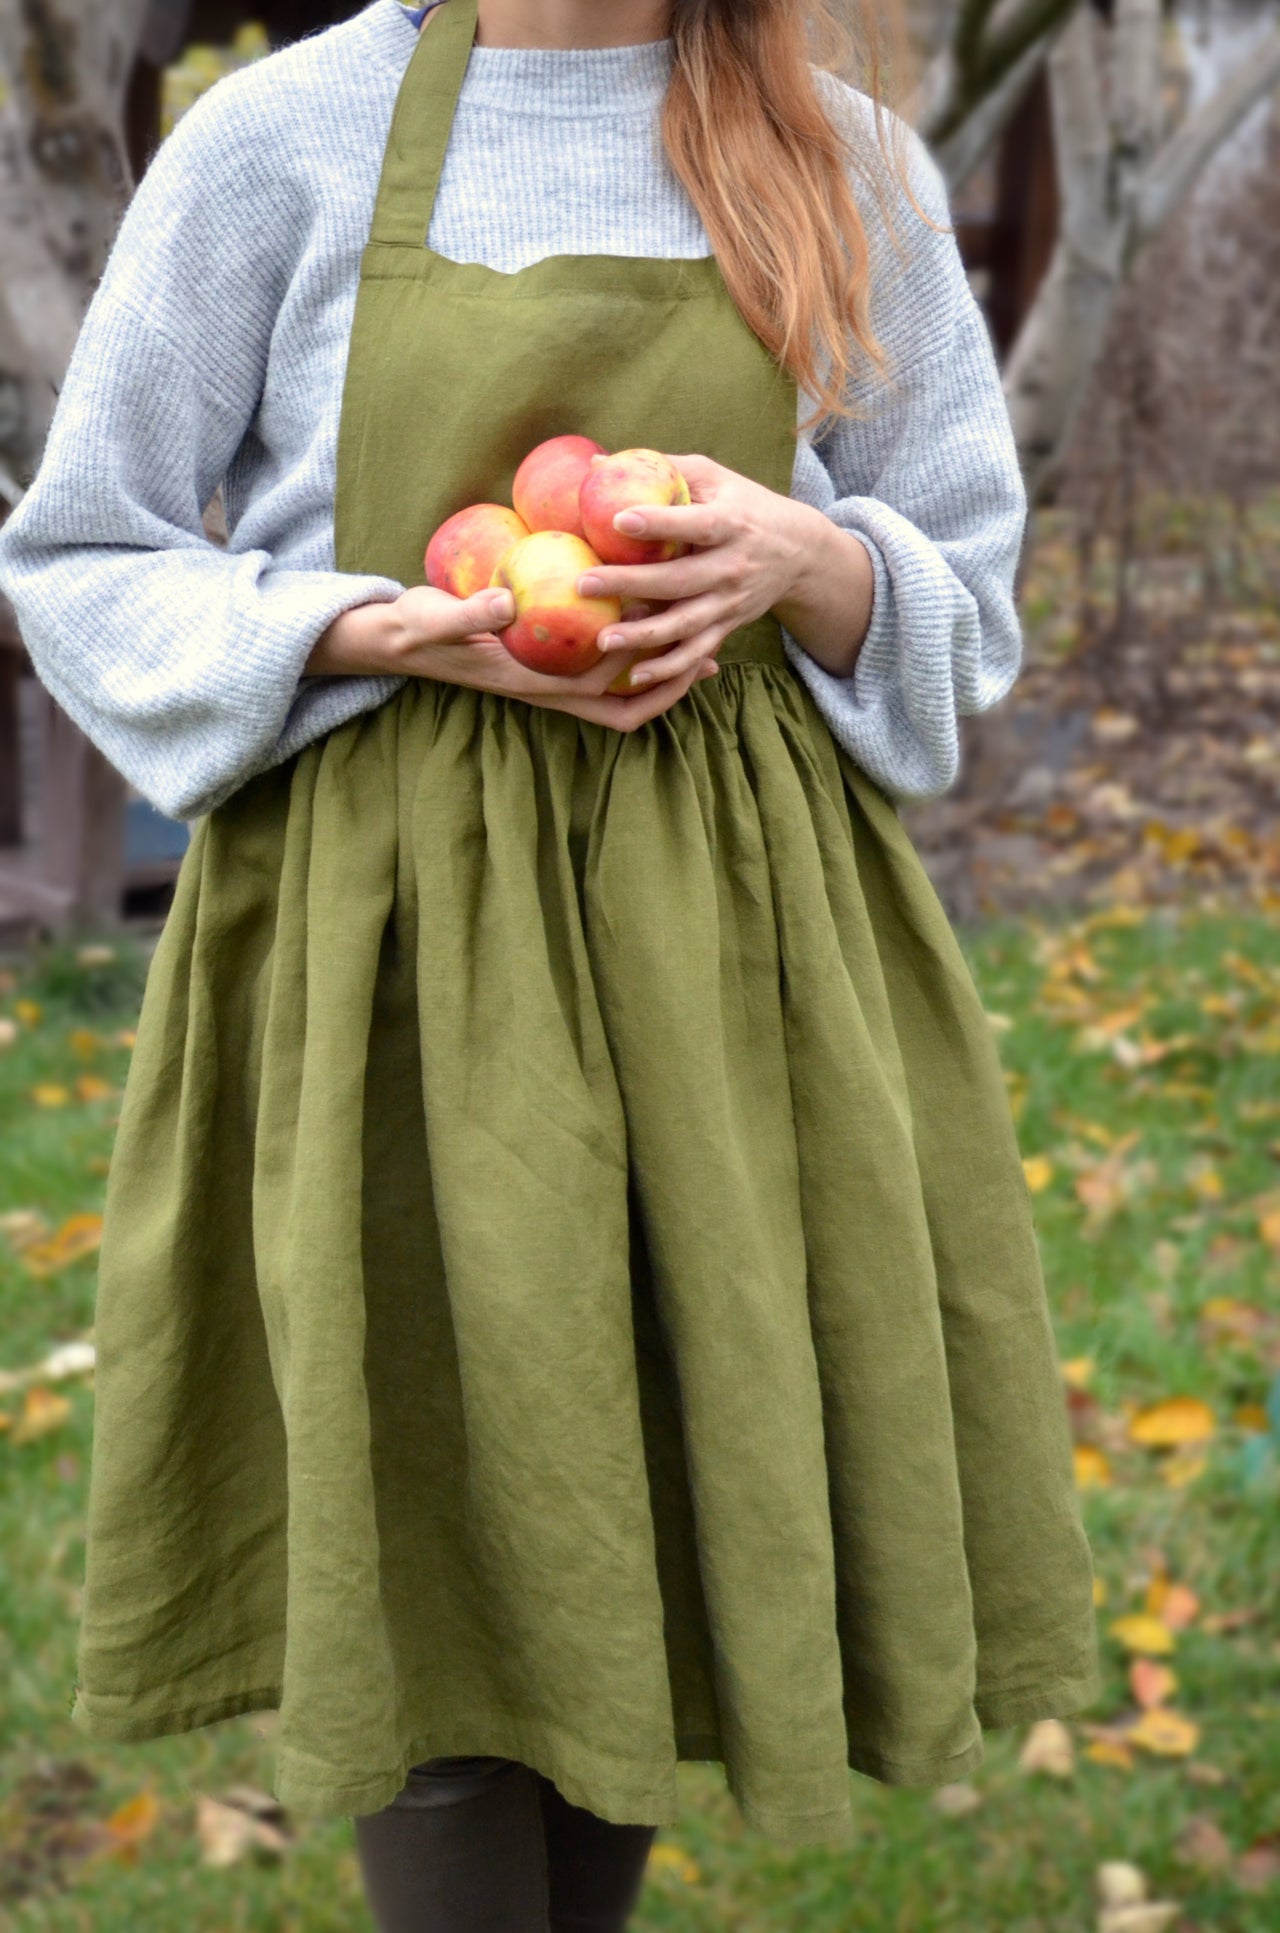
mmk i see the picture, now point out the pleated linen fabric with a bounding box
[77,670,1099,1840]
[70,0,1100,1843]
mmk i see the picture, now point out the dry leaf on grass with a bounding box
[1098,1906,1180,1933]
[0,1209,52,1253]
[1129,1660,1177,1710]
[21,1213,104,1278]
[0,1340,95,1397]
[1085,1737,1135,1770]
[1150,1582,1200,1630]
[1109,1615,1176,1657]
[194,1788,291,1867]
[1018,1718,1075,1777]
[931,1781,982,1817]
[10,1388,72,1446]
[647,1843,701,1884]
[1236,1837,1280,1892]
[1127,1708,1200,1758]
[1096,1862,1147,1907]
[99,1789,161,1864]
[1074,1444,1113,1489]
[1174,1815,1232,1871]
[1127,1397,1215,1447]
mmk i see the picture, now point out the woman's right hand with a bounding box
[306,584,717,732]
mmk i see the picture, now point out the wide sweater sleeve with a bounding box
[0,69,405,823]
[779,101,1027,803]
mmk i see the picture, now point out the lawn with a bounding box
[1,902,1278,1930]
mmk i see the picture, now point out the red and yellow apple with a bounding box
[603,600,669,695]
[513,434,608,539]
[579,449,691,567]
[425,503,529,599]
[489,531,621,677]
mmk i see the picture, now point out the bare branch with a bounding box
[933,31,1049,191]
[1134,21,1280,248]
[921,0,1079,150]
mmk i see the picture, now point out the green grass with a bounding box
[2,909,1278,1930]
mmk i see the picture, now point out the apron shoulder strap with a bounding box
[370,0,480,249]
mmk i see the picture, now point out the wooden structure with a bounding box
[0,1,1059,944]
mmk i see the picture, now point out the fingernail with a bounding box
[599,631,624,650]
[489,592,514,620]
[629,667,655,687]
[577,574,603,596]
[614,510,645,533]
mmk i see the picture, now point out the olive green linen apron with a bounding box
[73,0,1099,1843]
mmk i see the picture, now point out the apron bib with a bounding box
[72,0,1099,1842]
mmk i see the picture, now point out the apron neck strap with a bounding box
[371,0,480,247]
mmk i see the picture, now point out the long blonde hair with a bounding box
[662,0,913,438]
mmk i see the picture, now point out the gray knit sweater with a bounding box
[0,0,1027,822]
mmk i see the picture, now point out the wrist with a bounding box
[304,597,410,676]
[772,505,874,681]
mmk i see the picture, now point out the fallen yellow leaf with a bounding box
[1109,1614,1176,1657]
[1260,1208,1280,1255]
[1074,1444,1112,1489]
[30,1083,71,1108]
[647,1843,701,1884]
[1128,1708,1200,1757]
[21,1213,104,1278]
[102,1789,162,1863]
[74,1074,114,1103]
[68,1028,101,1057]
[1235,1404,1270,1432]
[1061,1356,1095,1390]
[10,1386,72,1446]
[1093,1575,1108,1606]
[1023,1155,1054,1192]
[1127,1396,1215,1447]
[13,998,41,1026]
[1085,1738,1135,1770]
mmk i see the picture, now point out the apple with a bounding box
[603,600,668,695]
[579,448,691,567]
[425,503,530,599]
[513,434,608,540]
[490,531,622,677]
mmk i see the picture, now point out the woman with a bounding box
[0,0,1101,1927]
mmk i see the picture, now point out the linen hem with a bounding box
[69,1660,1107,1847]
[974,1657,1103,1729]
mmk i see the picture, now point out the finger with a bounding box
[527,659,704,731]
[576,558,712,607]
[607,501,729,549]
[622,629,724,690]
[601,595,726,656]
[662,453,720,494]
[432,586,514,644]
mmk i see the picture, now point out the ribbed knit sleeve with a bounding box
[0,62,405,822]
[779,103,1027,803]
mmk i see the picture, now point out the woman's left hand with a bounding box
[573,452,817,689]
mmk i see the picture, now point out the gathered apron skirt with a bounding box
[74,639,1100,1844]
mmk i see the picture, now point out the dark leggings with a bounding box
[354,1755,658,1933]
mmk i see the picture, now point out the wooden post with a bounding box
[0,590,22,848]
[35,691,128,931]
